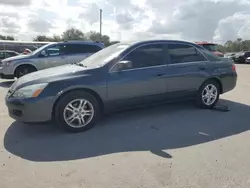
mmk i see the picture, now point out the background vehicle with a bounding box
[5,40,237,133]
[0,50,19,61]
[245,57,250,64]
[231,51,250,64]
[224,52,236,59]
[0,40,49,53]
[195,41,224,57]
[0,41,105,79]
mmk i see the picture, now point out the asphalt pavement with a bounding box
[0,65,250,188]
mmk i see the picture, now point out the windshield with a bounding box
[31,43,54,55]
[202,44,217,51]
[79,43,130,68]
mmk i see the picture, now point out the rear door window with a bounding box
[168,43,206,64]
[66,44,102,55]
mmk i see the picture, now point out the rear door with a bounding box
[107,43,168,107]
[66,44,102,64]
[165,42,208,97]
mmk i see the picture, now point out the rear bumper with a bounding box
[5,96,55,123]
[221,72,237,94]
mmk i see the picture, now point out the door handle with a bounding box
[156,73,166,77]
[199,66,206,70]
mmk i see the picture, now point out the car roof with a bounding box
[57,41,105,48]
[121,39,200,47]
[0,50,18,53]
[195,41,216,45]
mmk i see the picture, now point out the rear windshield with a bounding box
[197,46,222,61]
[201,44,217,51]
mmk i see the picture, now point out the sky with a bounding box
[0,0,250,43]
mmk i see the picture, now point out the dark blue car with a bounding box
[5,40,237,132]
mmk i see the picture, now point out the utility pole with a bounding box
[100,9,102,42]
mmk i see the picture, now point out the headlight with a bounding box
[12,83,48,98]
[3,61,12,66]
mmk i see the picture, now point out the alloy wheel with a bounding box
[202,84,218,106]
[63,99,94,128]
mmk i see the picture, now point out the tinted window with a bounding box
[0,52,5,59]
[5,52,17,58]
[122,44,165,69]
[168,44,206,64]
[245,52,250,57]
[197,46,221,61]
[66,44,102,54]
[45,44,66,56]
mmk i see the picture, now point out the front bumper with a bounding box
[0,67,15,79]
[5,96,55,123]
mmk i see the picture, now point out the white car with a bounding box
[246,57,250,64]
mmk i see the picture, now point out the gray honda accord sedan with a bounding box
[5,40,237,132]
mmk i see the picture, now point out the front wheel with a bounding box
[196,80,220,108]
[15,65,36,78]
[54,91,100,132]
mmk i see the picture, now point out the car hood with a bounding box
[10,64,93,91]
[3,54,32,62]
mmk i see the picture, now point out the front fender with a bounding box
[12,60,38,72]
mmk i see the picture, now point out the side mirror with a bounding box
[115,60,132,71]
[39,50,47,57]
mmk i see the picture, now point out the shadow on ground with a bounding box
[0,80,14,88]
[4,99,250,162]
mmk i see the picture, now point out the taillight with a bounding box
[232,64,236,72]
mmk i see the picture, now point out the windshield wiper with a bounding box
[72,62,87,67]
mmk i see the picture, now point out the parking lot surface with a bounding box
[0,65,250,188]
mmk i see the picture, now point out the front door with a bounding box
[36,44,68,70]
[107,43,168,108]
[165,42,208,98]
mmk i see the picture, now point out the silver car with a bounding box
[0,41,105,79]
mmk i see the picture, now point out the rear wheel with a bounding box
[15,65,36,78]
[196,80,220,108]
[54,91,100,132]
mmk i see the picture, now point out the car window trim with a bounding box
[166,42,209,65]
[109,42,168,73]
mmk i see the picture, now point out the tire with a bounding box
[15,65,37,78]
[54,91,100,133]
[196,80,220,109]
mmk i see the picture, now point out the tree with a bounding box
[86,31,111,46]
[52,35,62,42]
[6,36,15,40]
[0,35,15,40]
[108,41,120,46]
[62,28,86,41]
[33,35,52,42]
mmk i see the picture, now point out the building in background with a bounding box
[0,40,51,53]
